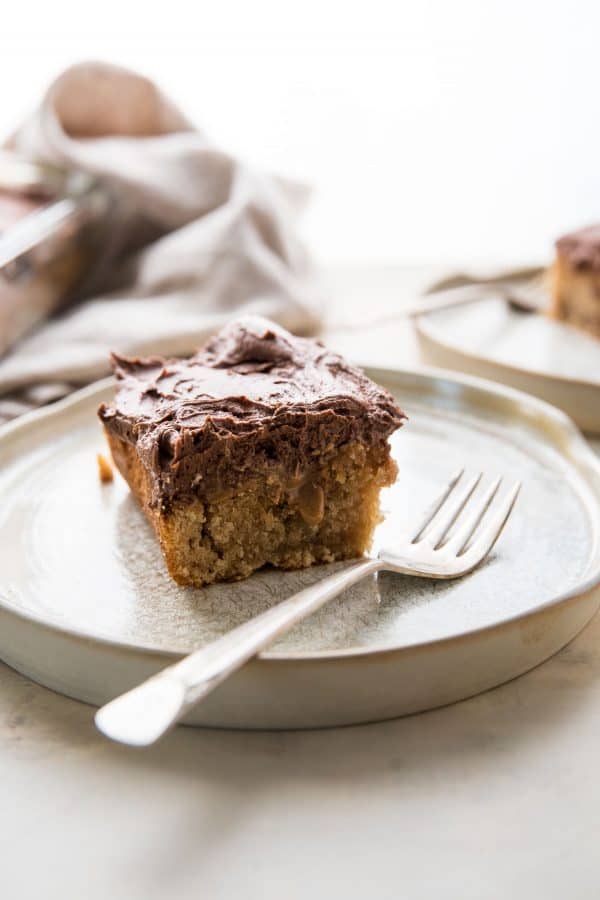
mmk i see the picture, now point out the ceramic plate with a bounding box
[0,368,599,729]
[416,296,600,433]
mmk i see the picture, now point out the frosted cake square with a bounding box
[99,317,406,586]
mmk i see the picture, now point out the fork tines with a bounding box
[412,469,521,557]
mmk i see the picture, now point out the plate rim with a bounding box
[415,294,600,391]
[1,366,599,664]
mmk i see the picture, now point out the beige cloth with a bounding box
[0,62,321,422]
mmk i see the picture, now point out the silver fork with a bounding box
[95,470,520,746]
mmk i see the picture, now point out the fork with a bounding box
[95,470,520,746]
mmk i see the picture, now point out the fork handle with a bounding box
[95,558,381,746]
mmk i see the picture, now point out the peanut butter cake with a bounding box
[551,225,600,338]
[99,317,406,586]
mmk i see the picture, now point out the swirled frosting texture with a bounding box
[99,316,406,506]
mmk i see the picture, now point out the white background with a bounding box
[3,0,599,265]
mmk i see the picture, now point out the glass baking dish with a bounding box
[0,152,112,357]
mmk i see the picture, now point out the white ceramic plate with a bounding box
[0,368,599,729]
[416,296,600,433]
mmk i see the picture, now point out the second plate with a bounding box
[416,296,600,433]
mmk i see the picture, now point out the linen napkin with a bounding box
[0,61,322,423]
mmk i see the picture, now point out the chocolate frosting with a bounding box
[99,316,406,507]
[556,224,600,271]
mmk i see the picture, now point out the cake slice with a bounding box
[98,317,406,586]
[551,225,600,338]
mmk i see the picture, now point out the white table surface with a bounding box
[2,266,599,900]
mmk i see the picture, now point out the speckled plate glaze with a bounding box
[0,367,599,729]
[416,296,600,433]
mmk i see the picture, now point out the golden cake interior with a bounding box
[551,254,600,338]
[107,430,397,587]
